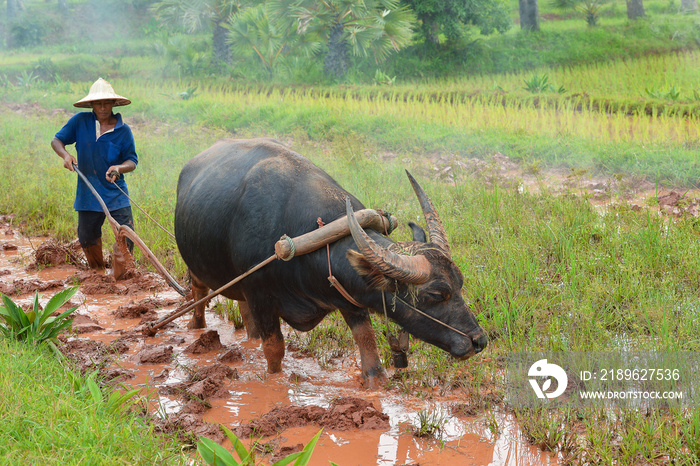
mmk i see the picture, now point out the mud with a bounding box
[0,222,558,464]
[67,269,166,295]
[185,329,223,354]
[0,277,64,296]
[31,238,84,268]
[71,313,105,334]
[233,397,390,439]
[114,296,181,319]
[132,344,174,364]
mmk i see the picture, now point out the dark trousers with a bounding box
[78,206,134,251]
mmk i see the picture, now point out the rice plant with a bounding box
[412,408,448,439]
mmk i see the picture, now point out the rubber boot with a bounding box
[83,238,105,270]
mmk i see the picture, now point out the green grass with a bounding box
[0,338,189,465]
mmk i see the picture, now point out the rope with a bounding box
[279,235,295,261]
[318,217,363,308]
[393,294,471,338]
[145,254,277,335]
[111,181,177,242]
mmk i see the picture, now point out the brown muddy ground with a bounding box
[0,213,559,466]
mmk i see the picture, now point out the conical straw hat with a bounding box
[73,78,131,108]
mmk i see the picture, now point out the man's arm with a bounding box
[51,137,76,171]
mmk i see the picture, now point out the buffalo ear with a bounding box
[408,222,427,243]
[347,250,396,292]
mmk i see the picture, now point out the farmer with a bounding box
[50,78,138,269]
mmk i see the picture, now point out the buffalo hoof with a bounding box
[361,367,387,390]
[187,316,206,329]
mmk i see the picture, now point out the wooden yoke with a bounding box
[274,209,397,261]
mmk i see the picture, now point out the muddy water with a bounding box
[0,229,557,466]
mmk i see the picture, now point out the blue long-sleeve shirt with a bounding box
[55,111,138,212]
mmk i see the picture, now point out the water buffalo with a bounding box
[174,138,487,386]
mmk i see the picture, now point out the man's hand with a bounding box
[105,161,135,183]
[52,137,76,171]
[106,166,121,183]
[63,154,77,171]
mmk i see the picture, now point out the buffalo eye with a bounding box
[425,283,451,303]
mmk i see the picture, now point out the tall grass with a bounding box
[0,338,188,464]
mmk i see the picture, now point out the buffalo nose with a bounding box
[472,334,488,354]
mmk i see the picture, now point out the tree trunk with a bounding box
[212,22,232,66]
[680,0,698,12]
[324,23,349,78]
[7,0,19,19]
[424,19,440,44]
[58,0,68,14]
[519,0,540,31]
[626,0,645,19]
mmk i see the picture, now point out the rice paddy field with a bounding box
[2,1,700,462]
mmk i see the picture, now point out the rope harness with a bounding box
[318,217,364,308]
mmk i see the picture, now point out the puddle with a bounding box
[0,222,558,466]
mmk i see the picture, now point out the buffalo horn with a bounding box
[405,170,451,258]
[346,197,431,284]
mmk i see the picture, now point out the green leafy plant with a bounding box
[178,86,199,100]
[645,85,681,100]
[70,369,142,415]
[523,74,553,93]
[197,425,322,465]
[0,74,12,88]
[575,0,605,27]
[413,408,447,439]
[373,69,396,86]
[15,70,39,88]
[214,298,244,329]
[0,287,79,346]
[32,57,57,82]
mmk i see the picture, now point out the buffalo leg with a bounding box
[238,300,260,339]
[187,272,209,329]
[339,309,386,388]
[249,300,285,373]
[261,329,285,373]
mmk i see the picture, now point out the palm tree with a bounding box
[152,0,240,65]
[226,4,321,75]
[271,0,415,78]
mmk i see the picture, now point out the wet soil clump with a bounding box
[132,344,174,364]
[154,413,225,444]
[58,337,135,383]
[31,239,84,268]
[68,270,167,295]
[0,277,64,296]
[113,296,181,319]
[161,363,238,403]
[234,397,389,438]
[185,329,223,354]
[71,313,105,334]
